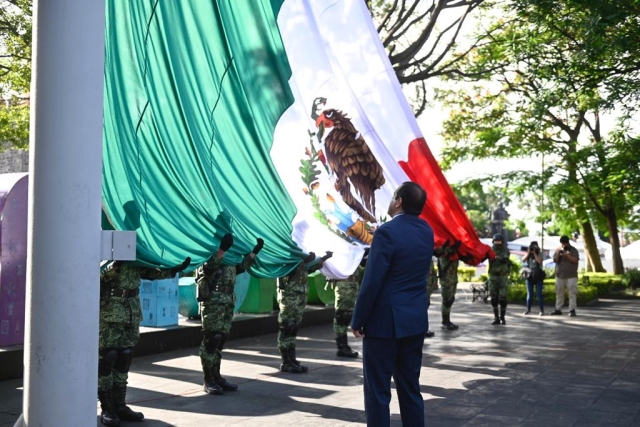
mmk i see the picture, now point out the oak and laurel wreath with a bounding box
[299,130,352,243]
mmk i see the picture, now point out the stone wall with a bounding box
[0,149,29,174]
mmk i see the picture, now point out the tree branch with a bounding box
[388,0,445,65]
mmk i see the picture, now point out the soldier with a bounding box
[332,249,368,357]
[488,234,511,325]
[425,257,438,338]
[196,233,264,395]
[434,240,462,330]
[98,257,190,426]
[278,251,333,373]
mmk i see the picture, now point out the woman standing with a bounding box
[522,241,545,316]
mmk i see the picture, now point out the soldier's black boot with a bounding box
[213,365,238,391]
[491,308,500,325]
[289,347,309,372]
[499,298,507,325]
[279,348,305,373]
[441,313,459,330]
[98,388,121,427]
[113,385,144,422]
[203,365,224,395]
[336,335,359,358]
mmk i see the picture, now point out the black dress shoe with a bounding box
[523,310,531,315]
[569,309,577,317]
[425,330,435,338]
[550,309,562,315]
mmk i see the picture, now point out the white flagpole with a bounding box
[20,0,105,425]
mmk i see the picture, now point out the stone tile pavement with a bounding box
[2,294,640,426]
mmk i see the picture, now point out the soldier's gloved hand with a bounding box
[220,233,234,252]
[171,257,191,275]
[252,238,264,255]
[452,240,462,251]
[442,239,451,248]
[322,251,333,261]
[303,252,316,263]
[459,252,473,264]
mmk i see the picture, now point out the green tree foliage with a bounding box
[366,0,487,115]
[512,0,640,111]
[0,0,31,150]
[0,0,31,92]
[0,101,28,148]
[437,0,640,274]
[451,180,508,237]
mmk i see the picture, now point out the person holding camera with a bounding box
[550,235,579,317]
[522,241,544,315]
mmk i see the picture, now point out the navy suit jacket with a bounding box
[351,214,434,339]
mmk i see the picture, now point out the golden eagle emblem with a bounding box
[311,97,385,223]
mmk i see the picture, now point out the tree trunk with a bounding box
[580,220,605,272]
[604,207,624,274]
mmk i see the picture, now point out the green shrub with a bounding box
[543,267,555,279]
[577,285,599,304]
[542,273,624,297]
[508,283,598,306]
[458,266,476,282]
[508,283,556,304]
[608,288,640,299]
[479,273,488,282]
[579,273,625,295]
[622,268,640,289]
[509,254,523,283]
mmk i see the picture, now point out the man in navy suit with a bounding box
[351,182,434,427]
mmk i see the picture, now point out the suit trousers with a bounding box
[362,334,425,427]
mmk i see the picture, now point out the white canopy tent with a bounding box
[606,240,640,260]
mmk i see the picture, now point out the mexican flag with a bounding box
[102,0,491,279]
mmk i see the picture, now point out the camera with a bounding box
[558,250,565,255]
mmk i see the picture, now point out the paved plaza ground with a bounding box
[2,291,640,426]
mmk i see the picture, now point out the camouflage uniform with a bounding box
[427,259,438,297]
[277,256,329,373]
[425,259,438,337]
[277,262,309,356]
[98,263,176,425]
[488,242,511,324]
[196,254,254,394]
[434,244,460,329]
[332,266,364,357]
